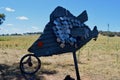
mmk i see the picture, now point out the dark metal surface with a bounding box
[28,6,99,57]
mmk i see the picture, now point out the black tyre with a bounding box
[20,54,41,75]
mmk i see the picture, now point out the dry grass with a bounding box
[0,34,120,80]
[0,35,39,49]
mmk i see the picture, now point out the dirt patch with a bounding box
[0,48,120,80]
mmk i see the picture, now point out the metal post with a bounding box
[73,51,81,80]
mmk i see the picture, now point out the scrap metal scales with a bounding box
[20,6,99,80]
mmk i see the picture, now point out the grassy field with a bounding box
[0,34,120,80]
[0,35,38,49]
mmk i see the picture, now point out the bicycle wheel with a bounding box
[20,54,41,75]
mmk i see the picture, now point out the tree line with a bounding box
[1,31,120,37]
[99,31,120,37]
[0,32,43,36]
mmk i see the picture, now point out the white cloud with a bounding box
[32,26,39,30]
[6,24,13,26]
[16,16,29,20]
[5,7,15,12]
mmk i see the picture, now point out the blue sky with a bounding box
[0,0,120,34]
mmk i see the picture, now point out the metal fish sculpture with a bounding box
[28,6,99,57]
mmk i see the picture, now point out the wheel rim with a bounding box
[20,54,41,75]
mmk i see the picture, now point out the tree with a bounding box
[0,13,5,25]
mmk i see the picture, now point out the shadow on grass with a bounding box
[0,63,58,80]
